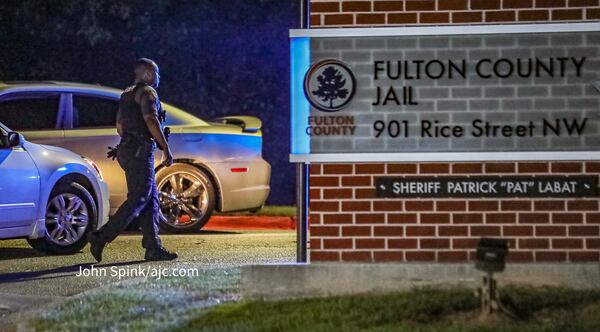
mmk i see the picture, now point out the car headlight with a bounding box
[82,157,103,180]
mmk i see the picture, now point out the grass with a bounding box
[181,286,600,332]
[217,205,296,217]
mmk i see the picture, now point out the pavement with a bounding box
[0,217,296,324]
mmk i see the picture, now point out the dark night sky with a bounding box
[0,0,299,205]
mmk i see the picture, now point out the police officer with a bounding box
[89,58,177,262]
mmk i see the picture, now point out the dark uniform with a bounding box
[90,77,175,261]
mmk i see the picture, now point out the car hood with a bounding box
[37,143,82,158]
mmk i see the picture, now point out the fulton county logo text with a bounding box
[304,59,356,112]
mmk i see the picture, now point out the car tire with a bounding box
[27,182,97,255]
[156,163,216,233]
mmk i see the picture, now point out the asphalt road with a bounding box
[0,230,295,297]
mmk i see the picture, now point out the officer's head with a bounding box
[135,58,160,88]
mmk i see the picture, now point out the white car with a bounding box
[0,121,109,254]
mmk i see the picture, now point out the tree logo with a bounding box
[304,59,356,112]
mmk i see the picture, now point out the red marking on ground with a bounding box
[204,216,296,231]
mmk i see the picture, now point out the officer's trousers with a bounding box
[95,140,162,250]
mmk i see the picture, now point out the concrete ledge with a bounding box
[241,263,600,300]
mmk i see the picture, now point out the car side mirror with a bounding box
[8,132,24,147]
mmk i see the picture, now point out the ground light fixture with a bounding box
[475,237,517,322]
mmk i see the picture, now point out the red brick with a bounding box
[552,213,583,224]
[342,226,372,236]
[438,251,469,262]
[485,163,515,173]
[389,238,418,249]
[469,201,499,211]
[420,12,450,23]
[452,11,483,22]
[405,200,434,211]
[552,8,584,19]
[453,213,483,224]
[552,238,583,249]
[453,238,479,249]
[311,176,339,187]
[420,213,451,224]
[534,200,565,211]
[323,214,353,224]
[586,238,600,248]
[323,239,353,249]
[387,163,417,174]
[374,226,404,236]
[323,164,353,174]
[342,1,372,12]
[508,251,534,262]
[536,0,566,6]
[311,2,340,12]
[311,226,339,237]
[501,200,532,211]
[405,251,436,261]
[518,213,549,223]
[471,0,501,9]
[569,251,600,262]
[586,162,600,172]
[439,0,468,10]
[374,1,405,11]
[374,251,404,262]
[356,238,385,249]
[311,251,339,261]
[309,213,321,225]
[569,225,599,236]
[406,226,436,236]
[519,238,549,249]
[311,201,339,212]
[323,188,353,199]
[342,201,371,211]
[388,12,418,23]
[589,8,600,18]
[342,251,372,262]
[311,238,321,250]
[310,14,321,26]
[519,9,550,20]
[309,164,321,175]
[405,0,436,11]
[310,189,321,200]
[487,213,517,223]
[486,10,516,21]
[342,176,371,186]
[355,213,386,224]
[388,213,418,223]
[357,13,387,24]
[452,163,482,174]
[420,163,450,174]
[535,225,566,236]
[356,163,385,174]
[356,188,377,199]
[420,238,450,249]
[439,226,469,236]
[503,0,534,8]
[551,162,582,173]
[503,225,533,236]
[567,200,599,211]
[324,14,354,25]
[471,226,501,236]
[436,201,467,211]
[569,0,599,6]
[587,213,600,223]
[373,200,403,211]
[518,162,549,173]
[536,251,567,262]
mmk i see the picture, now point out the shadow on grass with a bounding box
[0,247,48,261]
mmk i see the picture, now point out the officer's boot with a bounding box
[145,246,178,261]
[88,232,106,263]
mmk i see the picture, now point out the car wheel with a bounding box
[27,182,97,254]
[156,163,216,233]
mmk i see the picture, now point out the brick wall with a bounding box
[306,0,600,263]
[310,0,600,27]
[310,162,600,262]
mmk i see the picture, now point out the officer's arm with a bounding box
[139,89,170,151]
